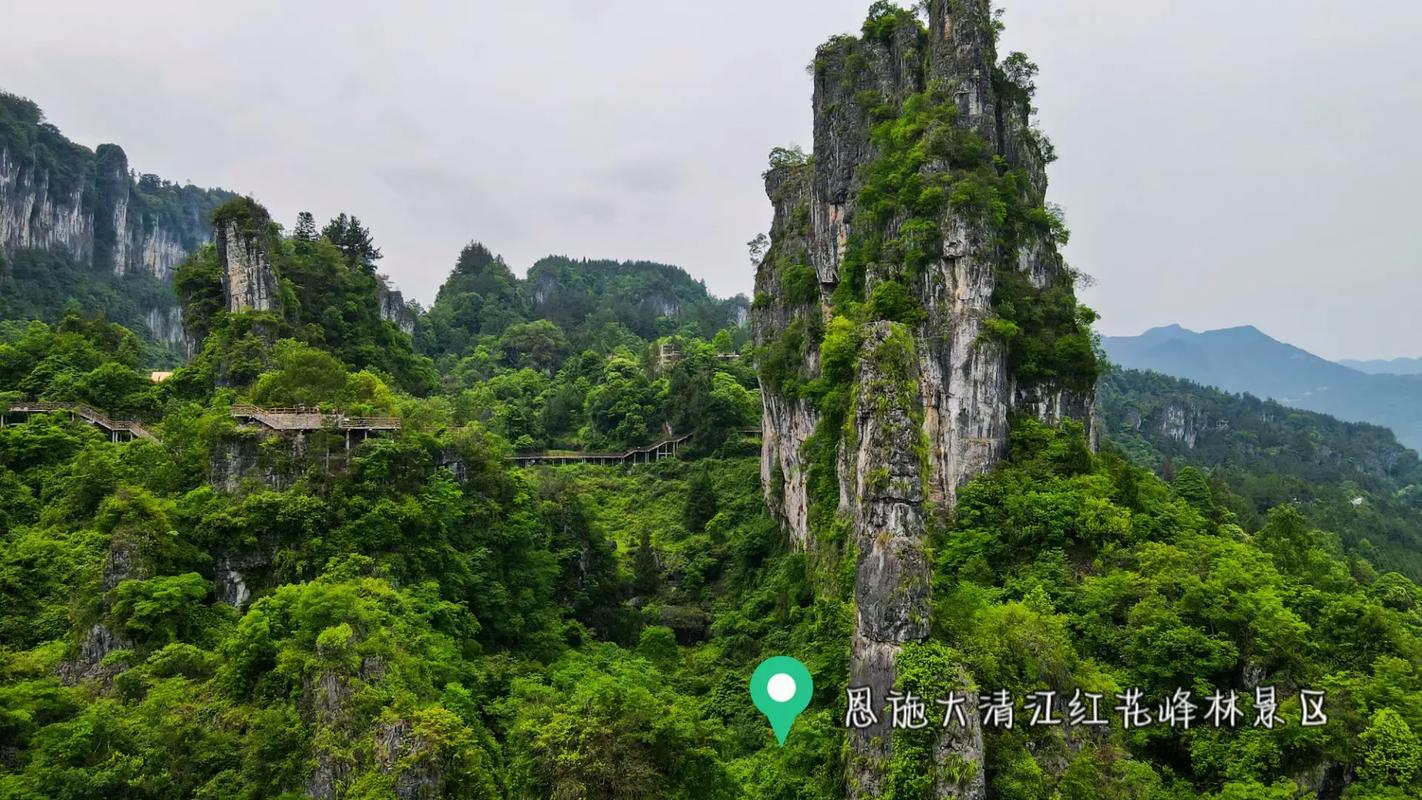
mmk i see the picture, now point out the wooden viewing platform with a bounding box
[1,402,158,442]
[230,404,401,451]
[230,404,401,432]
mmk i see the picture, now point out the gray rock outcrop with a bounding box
[0,140,227,281]
[378,279,417,336]
[215,202,280,314]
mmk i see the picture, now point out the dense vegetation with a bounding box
[8,306,1422,797]
[0,249,179,366]
[421,246,750,362]
[172,199,436,400]
[419,242,757,453]
[0,303,815,797]
[931,419,1422,800]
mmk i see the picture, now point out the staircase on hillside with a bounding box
[1,402,158,442]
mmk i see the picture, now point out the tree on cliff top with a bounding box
[321,212,383,273]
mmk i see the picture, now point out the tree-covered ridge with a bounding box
[417,241,758,454]
[0,300,804,799]
[168,199,436,402]
[0,92,233,248]
[1101,325,1422,453]
[1103,367,1422,584]
[931,419,1422,800]
[421,245,751,359]
[0,92,93,199]
[524,255,750,344]
[4,189,759,463]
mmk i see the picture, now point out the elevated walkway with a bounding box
[509,434,693,467]
[508,428,760,467]
[1,402,158,442]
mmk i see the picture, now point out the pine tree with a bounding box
[293,211,317,241]
[321,213,383,272]
[683,465,719,533]
[632,528,660,597]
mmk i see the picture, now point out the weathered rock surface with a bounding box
[214,548,276,608]
[210,435,283,493]
[0,141,226,280]
[216,212,280,314]
[0,145,94,264]
[373,719,456,800]
[760,392,820,547]
[56,532,147,684]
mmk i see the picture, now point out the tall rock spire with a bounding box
[214,197,280,314]
[753,2,1098,796]
[927,0,999,141]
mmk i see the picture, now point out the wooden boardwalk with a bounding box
[1,402,158,442]
[508,429,761,467]
[510,434,693,467]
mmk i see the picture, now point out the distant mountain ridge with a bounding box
[1339,356,1422,375]
[1102,324,1422,450]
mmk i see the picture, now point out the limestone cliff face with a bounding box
[753,2,1097,795]
[0,143,227,280]
[215,208,280,314]
[208,434,296,493]
[0,144,95,263]
[145,305,190,357]
[0,94,233,347]
[756,165,824,548]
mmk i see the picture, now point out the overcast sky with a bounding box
[3,1,1419,359]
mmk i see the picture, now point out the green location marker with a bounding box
[750,655,813,746]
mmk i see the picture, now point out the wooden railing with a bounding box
[340,417,402,430]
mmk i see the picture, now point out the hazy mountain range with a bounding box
[1338,356,1422,375]
[1101,324,1422,451]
